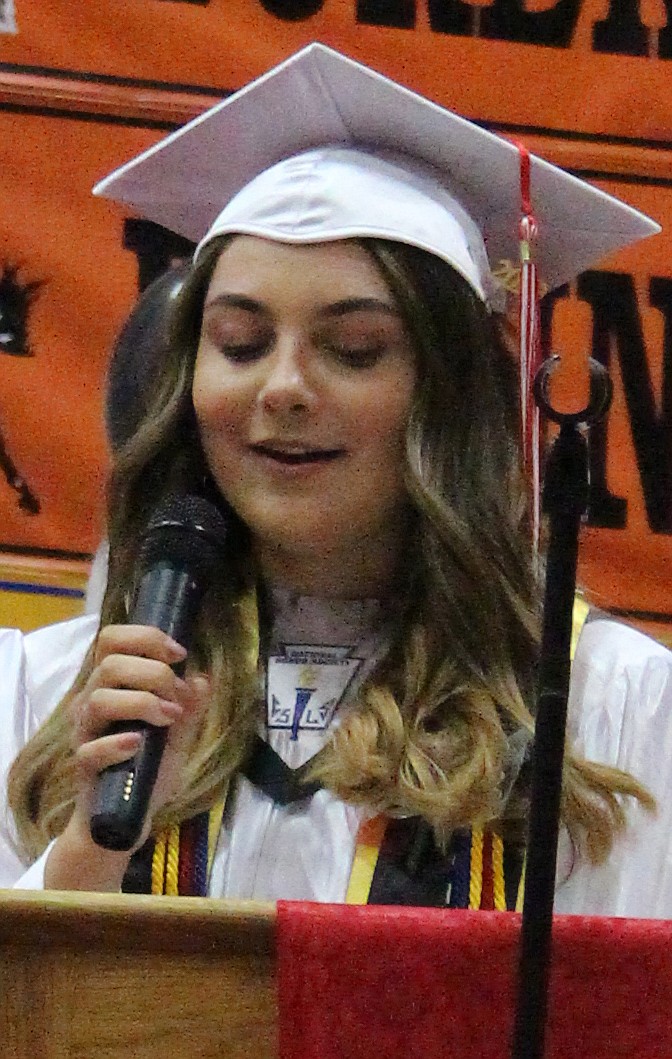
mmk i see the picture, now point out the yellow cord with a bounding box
[151,832,167,895]
[468,827,484,909]
[516,855,526,913]
[165,823,180,896]
[492,832,507,911]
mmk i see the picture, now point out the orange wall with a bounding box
[0,1,669,641]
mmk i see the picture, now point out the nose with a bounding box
[257,335,317,415]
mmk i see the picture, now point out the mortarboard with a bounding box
[93,42,660,310]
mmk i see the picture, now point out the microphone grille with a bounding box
[139,494,229,579]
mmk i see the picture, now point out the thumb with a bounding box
[181,672,212,713]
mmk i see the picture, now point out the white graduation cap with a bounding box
[93,42,659,307]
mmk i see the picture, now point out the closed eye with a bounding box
[324,343,387,369]
[216,341,270,364]
[201,300,272,364]
[316,302,408,370]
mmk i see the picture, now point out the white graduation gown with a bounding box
[1,607,672,917]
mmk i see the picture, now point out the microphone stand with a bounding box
[510,356,612,1059]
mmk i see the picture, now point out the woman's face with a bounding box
[192,236,416,591]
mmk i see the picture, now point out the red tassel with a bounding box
[515,142,543,550]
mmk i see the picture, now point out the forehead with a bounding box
[205,235,397,305]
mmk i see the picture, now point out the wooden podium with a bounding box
[4,891,672,1059]
[0,890,276,1058]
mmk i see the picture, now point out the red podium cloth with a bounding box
[277,903,672,1059]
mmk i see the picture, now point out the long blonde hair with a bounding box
[8,237,653,864]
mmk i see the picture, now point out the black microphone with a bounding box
[89,493,229,851]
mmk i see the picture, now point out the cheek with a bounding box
[192,360,241,442]
[353,378,414,456]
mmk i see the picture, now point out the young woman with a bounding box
[1,45,670,914]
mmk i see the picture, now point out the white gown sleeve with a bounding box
[555,617,672,918]
[0,614,99,889]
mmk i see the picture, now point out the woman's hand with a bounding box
[44,624,210,892]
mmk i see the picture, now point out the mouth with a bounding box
[250,444,345,466]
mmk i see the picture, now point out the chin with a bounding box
[255,522,358,559]
[268,530,348,557]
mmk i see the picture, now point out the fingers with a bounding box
[74,729,144,782]
[72,662,187,747]
[72,624,192,745]
[75,688,185,744]
[69,668,213,838]
[94,624,187,667]
[89,651,188,702]
[69,620,213,825]
[72,665,210,746]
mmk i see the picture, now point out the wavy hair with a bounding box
[8,236,653,864]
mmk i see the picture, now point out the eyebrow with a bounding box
[319,297,401,318]
[202,293,401,317]
[203,294,262,313]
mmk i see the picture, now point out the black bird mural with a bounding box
[0,265,41,514]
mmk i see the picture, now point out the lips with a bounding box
[250,443,345,465]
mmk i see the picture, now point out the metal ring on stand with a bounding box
[533,355,613,426]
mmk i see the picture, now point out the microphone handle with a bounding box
[89,563,202,852]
